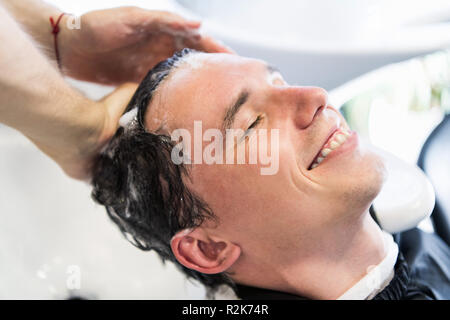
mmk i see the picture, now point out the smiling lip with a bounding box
[307,124,338,167]
[304,105,355,170]
[307,125,354,170]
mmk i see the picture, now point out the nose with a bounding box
[274,86,328,129]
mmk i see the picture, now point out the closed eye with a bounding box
[243,115,263,138]
[249,115,263,130]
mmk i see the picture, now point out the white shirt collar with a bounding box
[337,230,399,300]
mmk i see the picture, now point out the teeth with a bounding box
[321,148,332,157]
[309,127,352,170]
[336,134,346,143]
[330,141,340,149]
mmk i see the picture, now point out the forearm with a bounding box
[0,0,62,61]
[0,5,102,163]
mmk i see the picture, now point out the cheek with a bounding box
[189,163,261,216]
[189,162,293,234]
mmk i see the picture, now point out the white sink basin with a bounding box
[0,124,205,299]
[174,0,450,89]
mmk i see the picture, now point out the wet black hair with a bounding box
[91,49,236,297]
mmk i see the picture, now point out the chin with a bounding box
[325,151,386,219]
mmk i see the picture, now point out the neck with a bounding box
[233,211,387,299]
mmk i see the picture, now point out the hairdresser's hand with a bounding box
[59,7,233,85]
[36,83,139,181]
[70,83,139,180]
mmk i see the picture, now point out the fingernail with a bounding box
[187,20,201,27]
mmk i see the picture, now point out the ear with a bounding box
[170,228,241,274]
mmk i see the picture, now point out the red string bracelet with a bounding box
[49,13,66,70]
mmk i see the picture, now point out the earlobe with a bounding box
[170,228,241,274]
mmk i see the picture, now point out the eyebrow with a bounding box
[221,64,278,131]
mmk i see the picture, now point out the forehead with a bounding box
[145,53,265,132]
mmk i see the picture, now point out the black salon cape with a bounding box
[235,228,450,300]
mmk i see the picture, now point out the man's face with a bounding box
[146,53,386,256]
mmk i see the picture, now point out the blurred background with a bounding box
[47,0,450,89]
[1,0,450,299]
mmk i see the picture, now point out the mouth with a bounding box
[307,126,352,170]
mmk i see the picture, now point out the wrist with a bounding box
[64,98,106,157]
[30,97,106,179]
[47,12,66,68]
[57,13,83,77]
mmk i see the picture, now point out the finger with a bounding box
[130,9,201,37]
[150,10,201,31]
[186,34,236,54]
[179,19,202,29]
[163,19,201,34]
[101,83,139,125]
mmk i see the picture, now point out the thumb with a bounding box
[101,83,139,127]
